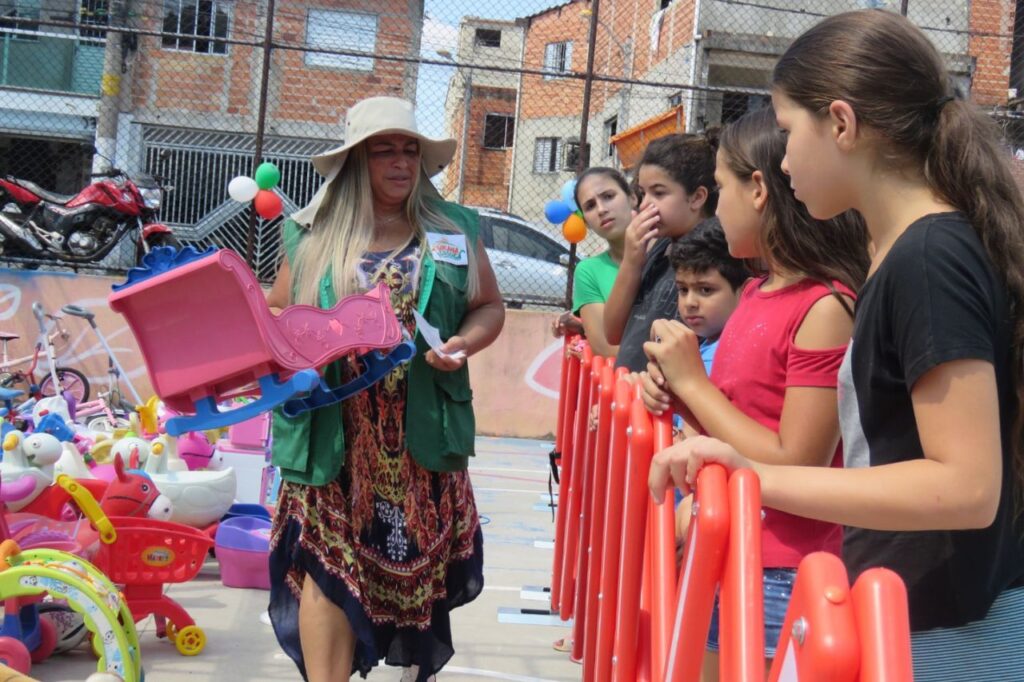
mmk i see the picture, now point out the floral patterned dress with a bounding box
[268,240,484,681]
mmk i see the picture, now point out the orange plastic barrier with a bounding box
[570,355,606,661]
[851,568,913,682]
[720,469,765,682]
[551,342,582,611]
[611,398,653,681]
[593,378,633,682]
[649,412,676,682]
[560,345,594,620]
[667,464,730,682]
[582,362,616,677]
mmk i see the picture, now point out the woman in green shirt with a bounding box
[265,97,504,682]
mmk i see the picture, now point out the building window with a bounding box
[721,91,770,124]
[305,9,377,71]
[483,114,515,149]
[79,0,108,46]
[533,137,559,173]
[0,0,41,42]
[162,0,229,55]
[562,141,580,172]
[475,28,501,48]
[668,91,683,108]
[543,41,572,80]
[604,116,618,158]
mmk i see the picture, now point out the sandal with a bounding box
[552,636,573,652]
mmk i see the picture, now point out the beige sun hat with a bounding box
[292,97,456,227]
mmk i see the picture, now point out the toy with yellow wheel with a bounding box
[0,541,142,682]
[164,621,205,656]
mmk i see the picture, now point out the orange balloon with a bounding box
[562,213,587,244]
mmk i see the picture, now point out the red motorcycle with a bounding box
[0,167,179,265]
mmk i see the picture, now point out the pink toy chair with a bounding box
[109,247,415,436]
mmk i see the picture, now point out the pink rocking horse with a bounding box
[109,247,416,435]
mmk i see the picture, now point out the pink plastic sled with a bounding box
[108,247,415,435]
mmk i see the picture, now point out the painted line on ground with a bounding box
[445,666,560,682]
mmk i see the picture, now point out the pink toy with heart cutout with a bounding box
[108,247,415,435]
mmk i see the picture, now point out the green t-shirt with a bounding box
[572,250,620,314]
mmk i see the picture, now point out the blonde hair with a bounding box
[292,143,480,306]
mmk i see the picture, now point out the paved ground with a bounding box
[32,437,580,682]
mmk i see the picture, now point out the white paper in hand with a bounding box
[412,310,467,360]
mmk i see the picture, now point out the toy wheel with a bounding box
[40,367,89,402]
[173,625,205,656]
[0,635,31,673]
[30,615,57,663]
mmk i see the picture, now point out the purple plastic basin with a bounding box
[215,515,271,552]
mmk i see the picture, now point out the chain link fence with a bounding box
[0,0,1020,308]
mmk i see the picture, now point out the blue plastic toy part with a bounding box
[221,503,272,523]
[111,245,217,293]
[35,412,75,442]
[164,368,320,436]
[0,387,23,403]
[281,340,417,418]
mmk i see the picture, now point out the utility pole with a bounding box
[93,0,124,172]
[563,0,601,306]
[246,0,277,266]
[456,69,472,204]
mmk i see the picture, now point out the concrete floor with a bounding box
[32,437,580,682]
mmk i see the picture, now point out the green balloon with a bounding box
[254,162,281,190]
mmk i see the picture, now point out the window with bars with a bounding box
[483,114,515,149]
[162,0,229,55]
[305,9,377,71]
[543,41,572,80]
[475,28,501,48]
[533,137,578,173]
[79,0,108,46]
[668,91,683,108]
[0,0,40,41]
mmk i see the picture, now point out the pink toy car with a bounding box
[109,247,415,436]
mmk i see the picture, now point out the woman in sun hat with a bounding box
[265,96,505,682]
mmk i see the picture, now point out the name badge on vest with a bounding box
[426,232,468,266]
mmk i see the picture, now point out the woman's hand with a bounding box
[425,336,468,372]
[649,436,754,503]
[643,319,706,398]
[623,205,661,269]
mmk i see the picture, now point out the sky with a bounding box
[416,0,562,138]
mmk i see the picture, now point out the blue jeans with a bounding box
[706,567,796,658]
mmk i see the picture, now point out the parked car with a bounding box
[471,207,569,308]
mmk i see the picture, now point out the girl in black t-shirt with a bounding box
[647,10,1024,680]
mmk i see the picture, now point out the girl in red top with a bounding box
[641,106,868,677]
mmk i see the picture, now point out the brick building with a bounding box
[440,18,522,210]
[0,0,423,276]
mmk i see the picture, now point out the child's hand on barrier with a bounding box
[426,336,468,372]
[551,311,584,338]
[623,204,660,269]
[640,367,677,416]
[643,319,706,397]
[588,403,599,431]
[649,435,754,502]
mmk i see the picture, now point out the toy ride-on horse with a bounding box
[108,247,416,436]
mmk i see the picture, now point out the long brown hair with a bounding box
[719,106,869,296]
[774,8,1024,515]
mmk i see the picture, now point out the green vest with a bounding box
[270,200,480,485]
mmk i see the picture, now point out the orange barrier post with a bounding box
[851,568,913,682]
[637,530,654,682]
[552,337,571,459]
[667,464,731,682]
[551,343,582,611]
[559,344,594,619]
[720,469,766,682]
[570,355,606,662]
[768,552,859,682]
[582,363,616,677]
[594,378,633,682]
[611,397,653,682]
[649,411,676,682]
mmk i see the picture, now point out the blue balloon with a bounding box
[544,199,572,225]
[560,179,579,212]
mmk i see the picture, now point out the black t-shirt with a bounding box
[840,212,1024,631]
[614,237,680,372]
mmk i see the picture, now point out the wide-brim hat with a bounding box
[292,97,456,226]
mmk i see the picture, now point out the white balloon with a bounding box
[228,175,259,202]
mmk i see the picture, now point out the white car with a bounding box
[472,207,569,308]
